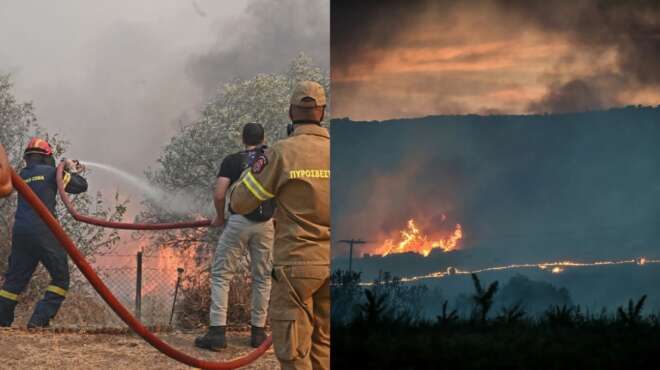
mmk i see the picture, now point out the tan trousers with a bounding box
[210,214,274,327]
[270,265,330,370]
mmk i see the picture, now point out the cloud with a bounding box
[331,0,660,118]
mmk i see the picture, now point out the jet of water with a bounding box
[80,161,213,216]
[81,161,165,200]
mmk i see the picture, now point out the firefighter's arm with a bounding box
[230,146,282,214]
[0,144,12,197]
[62,160,88,194]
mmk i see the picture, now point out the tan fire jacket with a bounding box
[230,124,330,266]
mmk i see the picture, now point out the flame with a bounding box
[378,218,463,257]
[358,257,660,286]
[141,245,199,295]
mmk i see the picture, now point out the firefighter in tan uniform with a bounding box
[230,81,330,370]
[0,143,12,197]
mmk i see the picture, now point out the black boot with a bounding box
[27,316,50,329]
[251,326,267,348]
[0,299,17,327]
[194,326,227,351]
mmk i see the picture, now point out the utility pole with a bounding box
[338,239,367,274]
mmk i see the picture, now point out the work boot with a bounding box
[251,325,267,348]
[0,300,17,327]
[194,326,227,351]
[27,316,50,329]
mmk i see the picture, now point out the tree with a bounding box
[142,54,329,324]
[331,269,363,324]
[470,273,499,324]
[436,300,459,327]
[617,295,647,327]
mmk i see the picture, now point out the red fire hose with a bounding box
[56,163,211,230]
[10,169,272,369]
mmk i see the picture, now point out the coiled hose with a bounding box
[11,168,272,369]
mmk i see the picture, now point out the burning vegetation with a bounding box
[376,218,463,257]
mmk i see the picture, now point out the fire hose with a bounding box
[55,163,211,230]
[10,168,272,369]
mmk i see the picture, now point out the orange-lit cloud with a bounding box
[331,1,660,120]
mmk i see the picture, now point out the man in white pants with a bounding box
[195,123,275,351]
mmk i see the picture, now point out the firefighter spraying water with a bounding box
[0,138,88,328]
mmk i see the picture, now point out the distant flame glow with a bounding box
[376,218,463,257]
[358,257,659,286]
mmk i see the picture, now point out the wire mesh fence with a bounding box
[91,252,186,328]
[2,249,256,330]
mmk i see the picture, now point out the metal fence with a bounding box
[92,251,186,327]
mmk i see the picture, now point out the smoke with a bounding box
[499,0,660,113]
[333,108,660,262]
[187,0,329,96]
[331,0,660,118]
[0,0,328,206]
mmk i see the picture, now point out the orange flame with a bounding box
[378,218,463,257]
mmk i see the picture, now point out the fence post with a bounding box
[135,250,143,321]
[169,267,184,327]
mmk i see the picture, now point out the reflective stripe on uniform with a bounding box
[63,172,71,188]
[242,172,274,201]
[46,285,67,297]
[0,290,18,301]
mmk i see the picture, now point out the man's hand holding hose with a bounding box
[62,158,85,174]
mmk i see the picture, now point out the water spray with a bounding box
[80,161,212,216]
[81,161,166,200]
[57,163,211,230]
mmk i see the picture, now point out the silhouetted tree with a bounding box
[544,304,583,328]
[360,289,389,325]
[617,295,647,327]
[436,300,459,327]
[470,273,499,324]
[495,302,527,326]
[331,269,363,324]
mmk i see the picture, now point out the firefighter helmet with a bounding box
[24,137,53,156]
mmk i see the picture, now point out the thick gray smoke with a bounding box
[0,0,328,204]
[500,0,660,113]
[332,0,660,115]
[187,0,330,96]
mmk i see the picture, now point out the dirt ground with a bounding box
[0,328,278,370]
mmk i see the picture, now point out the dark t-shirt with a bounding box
[217,152,248,184]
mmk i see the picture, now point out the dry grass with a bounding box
[0,328,278,369]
